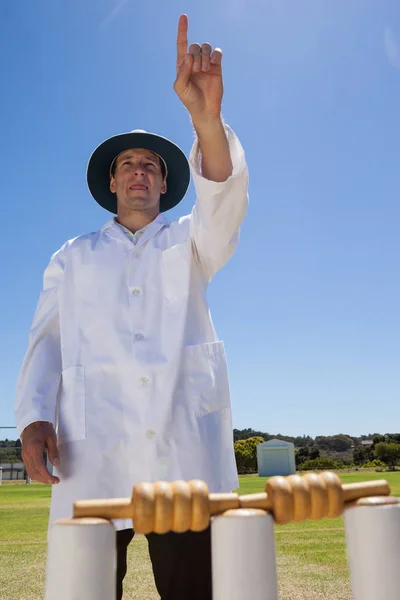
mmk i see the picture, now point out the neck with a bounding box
[116,208,160,233]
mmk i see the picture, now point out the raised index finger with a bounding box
[177,14,188,68]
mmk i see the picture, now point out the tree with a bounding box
[309,446,320,460]
[234,436,264,473]
[233,429,268,442]
[372,435,386,446]
[295,447,306,467]
[0,447,20,463]
[295,446,320,467]
[315,435,353,452]
[353,445,373,466]
[293,435,314,448]
[386,434,400,444]
[234,440,253,472]
[374,443,400,469]
[331,434,353,451]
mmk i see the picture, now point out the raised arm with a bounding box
[174,14,232,182]
[174,15,249,280]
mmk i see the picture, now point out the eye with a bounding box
[146,163,156,168]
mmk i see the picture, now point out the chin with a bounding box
[127,202,157,212]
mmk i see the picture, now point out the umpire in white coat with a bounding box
[15,15,248,600]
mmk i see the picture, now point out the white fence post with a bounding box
[344,497,400,600]
[45,517,116,600]
[211,508,278,600]
[0,467,2,486]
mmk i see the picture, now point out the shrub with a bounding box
[297,457,339,471]
[361,459,386,469]
[374,442,400,468]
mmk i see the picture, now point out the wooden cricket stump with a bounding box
[44,472,400,600]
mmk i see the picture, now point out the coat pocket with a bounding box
[57,366,86,444]
[181,341,230,417]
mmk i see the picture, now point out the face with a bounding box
[109,148,167,216]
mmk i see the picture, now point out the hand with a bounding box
[21,421,60,484]
[174,14,224,124]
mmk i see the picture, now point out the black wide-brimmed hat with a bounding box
[87,129,190,214]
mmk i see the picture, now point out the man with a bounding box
[15,14,248,600]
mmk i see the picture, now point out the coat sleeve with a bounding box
[188,123,249,281]
[14,247,65,437]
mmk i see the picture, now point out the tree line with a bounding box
[0,439,21,463]
[233,429,400,474]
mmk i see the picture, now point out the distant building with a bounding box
[361,440,373,446]
[256,438,296,477]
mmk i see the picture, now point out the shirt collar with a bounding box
[114,219,145,242]
[100,213,169,246]
[101,213,169,232]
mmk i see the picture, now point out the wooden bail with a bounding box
[153,482,174,534]
[320,471,344,518]
[285,474,312,522]
[72,473,391,531]
[189,480,210,532]
[132,482,155,535]
[302,472,329,520]
[266,476,294,525]
[170,481,192,533]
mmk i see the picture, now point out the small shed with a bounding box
[256,439,296,477]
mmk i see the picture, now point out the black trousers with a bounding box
[116,527,212,600]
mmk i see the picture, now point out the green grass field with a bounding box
[1,472,399,600]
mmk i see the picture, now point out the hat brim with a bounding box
[87,131,190,214]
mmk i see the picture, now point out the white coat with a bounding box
[15,125,249,531]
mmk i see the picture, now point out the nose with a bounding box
[134,165,146,176]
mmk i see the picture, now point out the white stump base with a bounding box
[211,508,278,600]
[45,517,116,600]
[344,497,400,600]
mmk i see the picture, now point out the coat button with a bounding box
[132,287,142,296]
[135,333,144,341]
[139,376,150,387]
[146,430,156,439]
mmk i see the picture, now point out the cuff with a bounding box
[16,410,56,439]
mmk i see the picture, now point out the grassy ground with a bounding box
[1,471,399,600]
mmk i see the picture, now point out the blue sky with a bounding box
[0,0,399,439]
